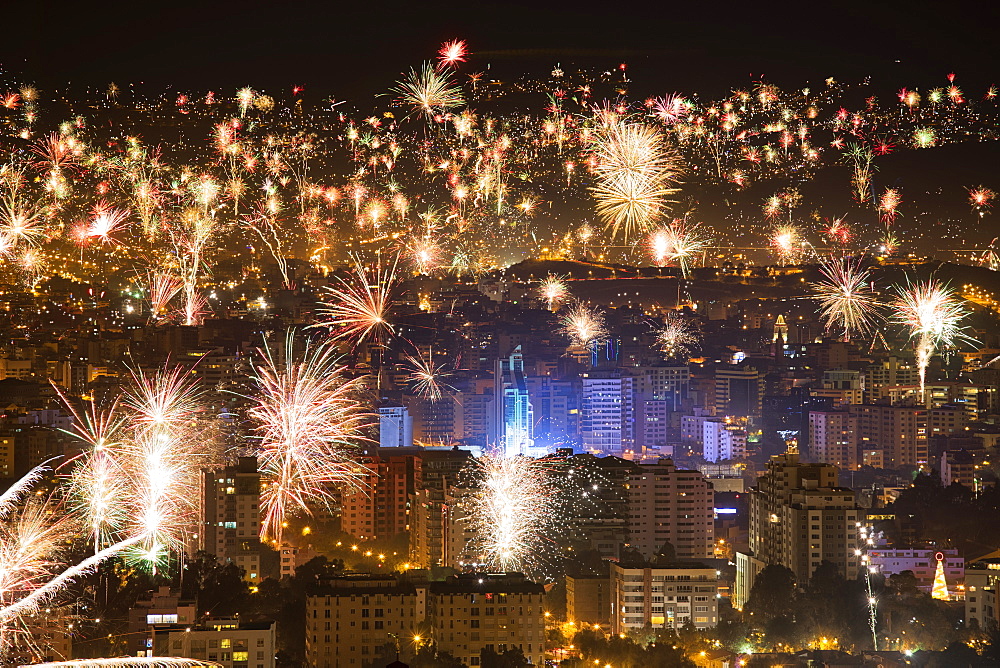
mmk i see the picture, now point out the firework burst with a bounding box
[403,349,453,402]
[247,332,373,543]
[558,301,607,348]
[315,257,399,349]
[648,220,711,277]
[537,274,569,311]
[589,115,681,242]
[812,258,882,341]
[391,62,465,121]
[771,224,804,265]
[437,40,469,69]
[464,453,561,574]
[657,312,699,360]
[892,279,975,397]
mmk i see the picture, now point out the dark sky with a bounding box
[5,0,999,100]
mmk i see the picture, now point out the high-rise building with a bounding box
[201,457,264,582]
[701,418,747,462]
[736,452,860,610]
[808,410,859,469]
[811,369,865,406]
[626,459,714,560]
[849,404,928,467]
[495,346,534,456]
[581,370,632,455]
[633,366,690,411]
[865,355,919,402]
[305,574,422,668]
[524,375,580,449]
[339,452,421,541]
[428,573,546,667]
[609,559,721,634]
[378,403,413,448]
[408,448,474,568]
[714,365,764,417]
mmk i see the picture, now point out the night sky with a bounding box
[5,0,999,99]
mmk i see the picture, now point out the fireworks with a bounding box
[771,224,804,265]
[657,311,699,360]
[558,301,607,348]
[0,366,216,646]
[648,220,711,277]
[247,331,373,543]
[892,279,975,396]
[391,62,465,121]
[879,188,901,225]
[464,453,561,574]
[537,274,569,310]
[812,258,882,341]
[406,234,442,276]
[86,201,129,244]
[403,349,453,402]
[315,257,399,349]
[589,115,681,242]
[124,366,211,566]
[969,186,995,216]
[437,40,469,69]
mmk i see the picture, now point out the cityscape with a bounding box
[3,4,1000,668]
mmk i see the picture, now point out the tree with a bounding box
[744,565,796,624]
[410,644,467,668]
[479,646,530,668]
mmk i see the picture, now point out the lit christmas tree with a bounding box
[931,552,949,600]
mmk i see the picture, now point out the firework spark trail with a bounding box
[558,301,607,348]
[168,209,217,326]
[403,349,453,403]
[465,453,561,574]
[657,312,699,360]
[314,257,399,349]
[146,271,183,323]
[0,496,81,638]
[892,279,975,397]
[247,332,373,543]
[0,533,143,627]
[0,462,52,518]
[537,274,569,311]
[812,258,882,341]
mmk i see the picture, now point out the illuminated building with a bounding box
[610,560,720,633]
[495,345,534,457]
[305,574,421,668]
[735,452,859,610]
[429,573,546,667]
[626,458,713,560]
[153,619,276,668]
[378,403,413,448]
[701,418,747,462]
[808,410,859,469]
[201,456,264,582]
